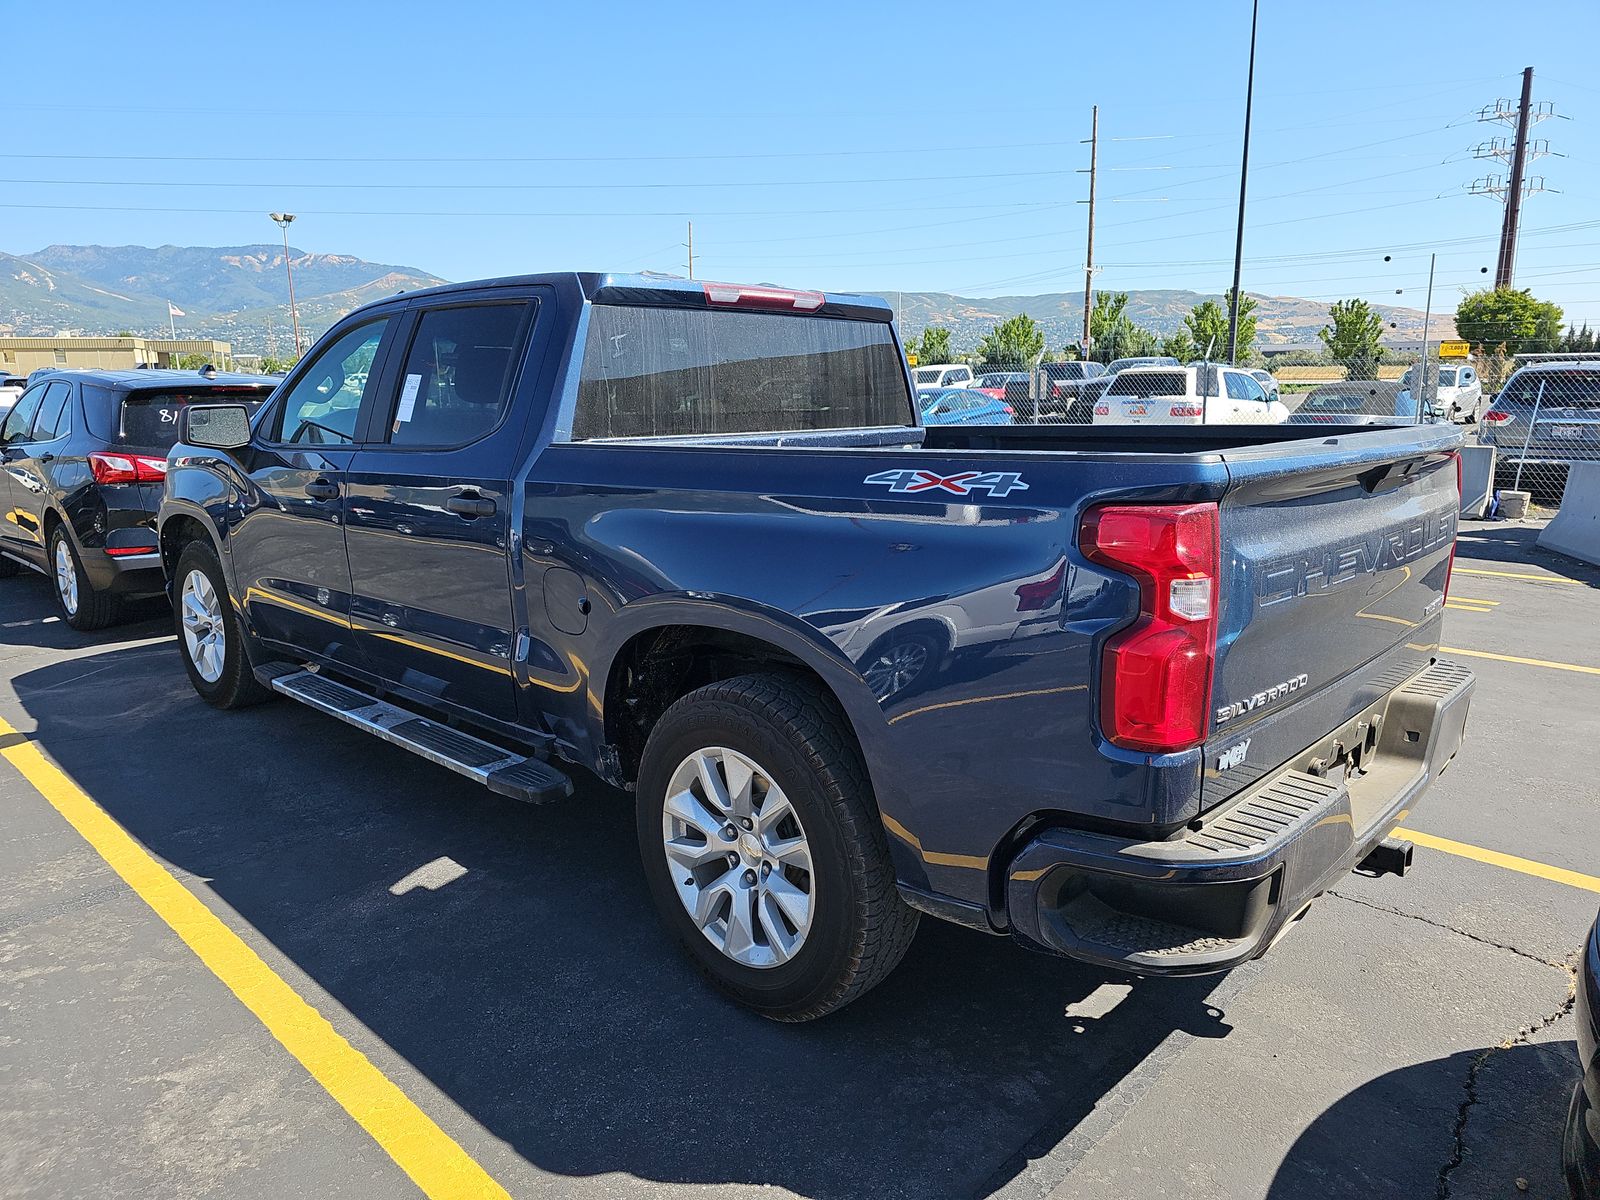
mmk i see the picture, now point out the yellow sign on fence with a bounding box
[1438,341,1470,358]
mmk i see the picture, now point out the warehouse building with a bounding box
[0,336,234,375]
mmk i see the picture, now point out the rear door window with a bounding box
[30,381,72,440]
[382,303,530,447]
[573,306,914,440]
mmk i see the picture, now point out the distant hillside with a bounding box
[883,288,1448,350]
[0,245,1450,354]
[0,244,444,348]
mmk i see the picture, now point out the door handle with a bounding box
[304,478,340,500]
[445,493,497,518]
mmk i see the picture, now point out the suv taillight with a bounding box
[1080,502,1220,753]
[1481,409,1511,424]
[88,452,167,484]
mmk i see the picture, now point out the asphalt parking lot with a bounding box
[2,521,1596,1200]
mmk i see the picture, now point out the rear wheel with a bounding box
[48,524,122,631]
[173,540,272,709]
[636,673,918,1021]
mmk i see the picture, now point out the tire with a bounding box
[173,540,272,709]
[636,673,919,1022]
[48,524,123,631]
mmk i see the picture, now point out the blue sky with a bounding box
[8,0,1600,324]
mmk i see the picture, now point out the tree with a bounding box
[976,314,1044,368]
[1454,287,1564,357]
[1088,292,1160,363]
[908,326,953,363]
[1560,322,1595,354]
[1318,298,1386,380]
[1160,329,1197,363]
[1184,292,1258,363]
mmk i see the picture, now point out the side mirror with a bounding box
[180,404,252,451]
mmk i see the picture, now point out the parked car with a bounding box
[160,271,1472,1021]
[919,387,1013,426]
[1565,910,1599,1198]
[1093,364,1290,425]
[1249,368,1281,401]
[1403,360,1483,423]
[1289,380,1445,426]
[1478,362,1600,488]
[0,368,278,629]
[1023,361,1106,421]
[973,372,1030,411]
[1072,355,1184,423]
[911,363,973,395]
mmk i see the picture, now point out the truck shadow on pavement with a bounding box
[1266,1042,1580,1200]
[9,607,1239,1200]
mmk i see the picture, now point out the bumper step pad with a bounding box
[263,668,573,804]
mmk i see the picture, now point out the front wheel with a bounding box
[636,673,918,1021]
[173,540,272,709]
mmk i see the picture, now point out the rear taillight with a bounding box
[1482,409,1511,424]
[88,452,167,484]
[1080,502,1220,753]
[703,282,824,311]
[1445,452,1461,600]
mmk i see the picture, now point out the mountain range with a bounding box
[0,244,1443,353]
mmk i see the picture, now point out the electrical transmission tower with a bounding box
[1469,67,1559,288]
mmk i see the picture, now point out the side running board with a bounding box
[260,667,574,804]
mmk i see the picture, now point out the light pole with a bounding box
[1226,0,1259,364]
[269,212,303,357]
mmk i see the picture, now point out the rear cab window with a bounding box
[571,306,914,440]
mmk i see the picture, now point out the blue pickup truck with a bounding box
[158,273,1474,1020]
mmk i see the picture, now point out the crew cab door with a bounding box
[230,316,397,671]
[341,298,537,722]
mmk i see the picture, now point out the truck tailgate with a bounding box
[1203,424,1461,807]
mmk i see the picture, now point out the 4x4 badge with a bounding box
[864,469,1029,498]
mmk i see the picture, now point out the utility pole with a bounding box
[1226,0,1259,365]
[1497,67,1534,288]
[1471,68,1554,290]
[685,221,695,280]
[1080,106,1098,360]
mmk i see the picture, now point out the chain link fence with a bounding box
[1476,354,1600,511]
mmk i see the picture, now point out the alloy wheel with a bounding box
[53,538,79,615]
[661,746,815,969]
[180,569,226,684]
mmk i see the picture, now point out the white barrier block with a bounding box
[1459,445,1495,520]
[1538,462,1600,567]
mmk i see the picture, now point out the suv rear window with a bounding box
[110,387,275,448]
[1500,370,1600,410]
[573,306,913,440]
[1108,371,1187,398]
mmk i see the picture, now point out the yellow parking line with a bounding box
[1441,645,1600,677]
[1454,566,1583,585]
[0,716,512,1200]
[1444,596,1500,606]
[1444,604,1492,614]
[1396,827,1600,894]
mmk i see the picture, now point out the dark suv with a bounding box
[0,368,278,629]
